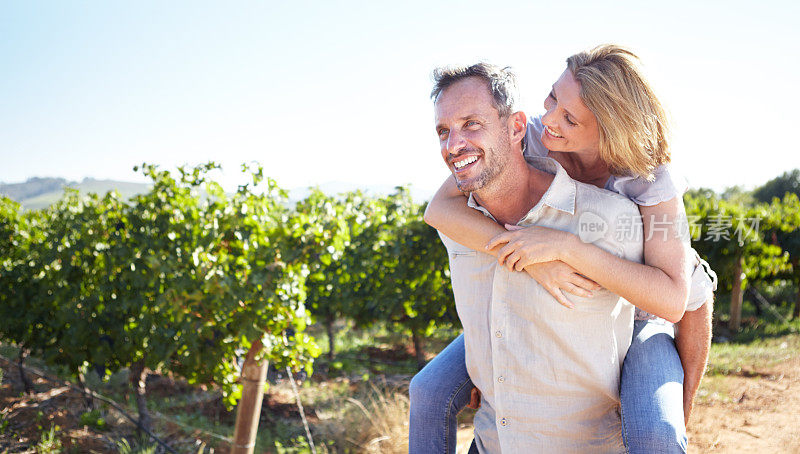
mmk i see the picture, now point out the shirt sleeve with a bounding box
[686,249,717,311]
[523,115,550,158]
[606,164,689,206]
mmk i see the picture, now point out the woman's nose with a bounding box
[541,107,555,127]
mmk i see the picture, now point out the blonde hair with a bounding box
[567,44,670,181]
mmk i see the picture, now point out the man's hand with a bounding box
[466,387,481,409]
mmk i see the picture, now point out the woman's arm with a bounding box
[489,197,692,323]
[423,176,506,255]
[424,175,601,306]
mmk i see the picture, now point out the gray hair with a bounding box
[431,63,518,117]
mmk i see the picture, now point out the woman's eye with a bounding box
[565,115,577,126]
[548,90,556,100]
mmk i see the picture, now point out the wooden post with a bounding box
[729,254,744,331]
[232,340,268,454]
[130,358,152,435]
[793,257,800,320]
[411,328,426,370]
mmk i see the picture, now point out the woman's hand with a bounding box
[522,261,602,309]
[487,224,577,272]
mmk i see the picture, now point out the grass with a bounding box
[114,437,157,454]
[309,320,461,377]
[706,317,800,376]
[35,424,62,454]
[707,334,800,376]
[697,321,800,406]
[267,380,411,453]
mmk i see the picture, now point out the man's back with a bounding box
[441,156,644,453]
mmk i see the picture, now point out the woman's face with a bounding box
[541,69,600,156]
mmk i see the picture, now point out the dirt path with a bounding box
[688,358,800,453]
[455,358,800,453]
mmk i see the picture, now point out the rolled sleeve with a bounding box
[686,249,717,311]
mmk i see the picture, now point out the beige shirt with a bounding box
[441,156,644,453]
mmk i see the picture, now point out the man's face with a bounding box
[434,77,512,193]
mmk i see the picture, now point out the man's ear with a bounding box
[507,111,527,147]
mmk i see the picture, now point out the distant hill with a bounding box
[0,177,68,201]
[288,181,433,204]
[0,177,151,211]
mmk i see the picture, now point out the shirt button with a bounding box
[499,417,508,426]
[495,330,502,338]
[497,375,505,383]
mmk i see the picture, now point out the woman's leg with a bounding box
[620,319,688,454]
[409,333,473,454]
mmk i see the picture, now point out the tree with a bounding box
[381,211,458,368]
[752,169,800,204]
[0,196,48,392]
[0,163,320,438]
[685,190,789,330]
[285,189,354,360]
[762,194,800,319]
[345,189,458,368]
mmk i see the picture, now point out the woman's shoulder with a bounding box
[606,163,689,207]
[523,114,549,158]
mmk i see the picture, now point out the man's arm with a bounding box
[675,298,713,425]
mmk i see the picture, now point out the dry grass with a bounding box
[314,382,410,453]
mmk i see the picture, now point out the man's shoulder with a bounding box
[573,180,639,214]
[571,180,644,261]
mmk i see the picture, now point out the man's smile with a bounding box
[453,155,479,170]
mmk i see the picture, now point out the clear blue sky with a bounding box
[2,1,798,198]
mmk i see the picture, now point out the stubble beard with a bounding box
[455,154,497,193]
[455,134,511,195]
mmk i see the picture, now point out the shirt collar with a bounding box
[466,156,576,223]
[524,156,576,215]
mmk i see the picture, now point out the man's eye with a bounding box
[466,120,478,127]
[438,129,449,139]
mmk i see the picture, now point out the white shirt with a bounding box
[441,156,644,453]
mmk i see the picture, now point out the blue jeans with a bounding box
[408,320,686,453]
[409,333,473,454]
[620,319,687,453]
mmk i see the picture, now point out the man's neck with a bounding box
[473,163,554,226]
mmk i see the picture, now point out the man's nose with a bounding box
[445,130,466,155]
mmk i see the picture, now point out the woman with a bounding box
[409,45,716,453]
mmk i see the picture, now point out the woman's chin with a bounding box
[541,134,564,151]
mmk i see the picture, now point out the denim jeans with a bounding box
[409,333,473,454]
[408,320,687,453]
[620,319,687,453]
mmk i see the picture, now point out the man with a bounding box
[432,63,643,453]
